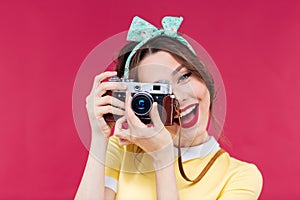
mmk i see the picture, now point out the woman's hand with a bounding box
[76,71,125,200]
[114,91,174,168]
[85,71,127,140]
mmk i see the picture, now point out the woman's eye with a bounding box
[178,72,192,83]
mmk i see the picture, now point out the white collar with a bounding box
[173,136,220,162]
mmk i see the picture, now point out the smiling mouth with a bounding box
[174,104,199,128]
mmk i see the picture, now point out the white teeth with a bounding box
[175,105,197,118]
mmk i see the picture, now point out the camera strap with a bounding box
[175,107,225,183]
[177,142,225,183]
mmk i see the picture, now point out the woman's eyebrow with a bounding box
[171,65,185,76]
[152,65,185,83]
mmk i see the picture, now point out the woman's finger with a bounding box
[125,91,145,129]
[149,102,164,129]
[95,82,127,98]
[92,71,117,91]
[95,95,125,109]
[114,115,127,130]
[117,137,132,146]
[95,105,125,117]
[95,117,112,137]
[114,116,131,142]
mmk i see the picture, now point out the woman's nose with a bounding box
[172,86,187,105]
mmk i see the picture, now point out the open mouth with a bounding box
[174,103,199,128]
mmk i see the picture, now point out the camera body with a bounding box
[104,76,177,126]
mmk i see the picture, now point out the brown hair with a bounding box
[116,35,215,112]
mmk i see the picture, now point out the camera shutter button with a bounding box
[134,85,141,91]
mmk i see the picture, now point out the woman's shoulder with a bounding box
[217,151,263,199]
[223,151,262,175]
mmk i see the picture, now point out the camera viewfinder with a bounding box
[153,85,160,90]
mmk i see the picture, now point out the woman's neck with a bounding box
[172,130,210,147]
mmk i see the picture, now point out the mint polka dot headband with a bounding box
[123,16,196,78]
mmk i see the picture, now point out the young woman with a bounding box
[75,16,263,200]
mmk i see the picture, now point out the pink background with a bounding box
[1,0,299,199]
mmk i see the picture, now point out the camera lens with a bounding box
[137,99,145,110]
[131,92,153,116]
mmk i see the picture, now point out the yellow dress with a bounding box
[105,136,263,200]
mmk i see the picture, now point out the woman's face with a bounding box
[136,51,211,146]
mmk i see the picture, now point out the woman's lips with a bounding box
[175,104,199,128]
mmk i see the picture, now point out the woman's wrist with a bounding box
[151,143,175,170]
[89,131,109,161]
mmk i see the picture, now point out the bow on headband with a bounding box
[123,16,196,78]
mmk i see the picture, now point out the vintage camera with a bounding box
[104,76,177,125]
